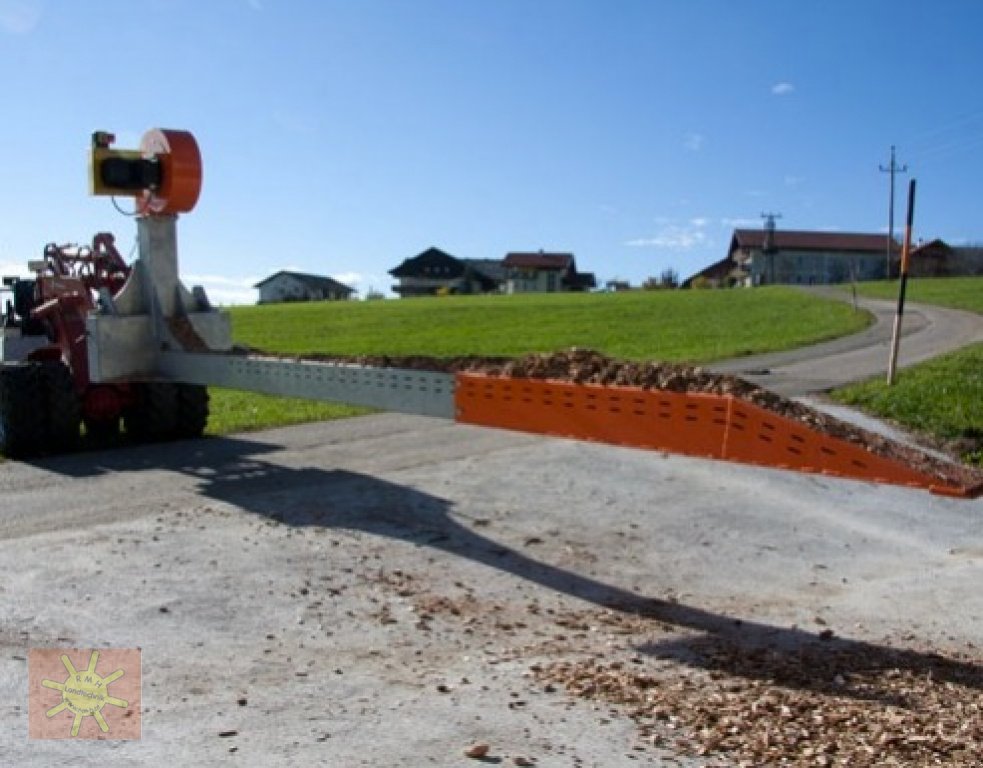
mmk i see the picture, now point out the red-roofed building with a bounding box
[502,250,596,294]
[684,229,900,287]
[907,239,983,277]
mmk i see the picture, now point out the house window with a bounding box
[546,272,557,291]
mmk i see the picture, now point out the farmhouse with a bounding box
[685,229,897,287]
[389,247,597,297]
[907,239,983,277]
[389,248,504,297]
[254,271,356,304]
[502,251,596,294]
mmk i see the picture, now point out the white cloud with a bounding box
[0,0,41,34]
[625,221,710,250]
[332,272,395,298]
[784,174,804,187]
[720,217,761,228]
[683,132,704,151]
[0,260,30,278]
[689,217,709,227]
[771,82,795,96]
[331,272,363,287]
[184,273,260,306]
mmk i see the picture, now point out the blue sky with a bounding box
[1,0,981,302]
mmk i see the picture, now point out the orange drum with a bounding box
[137,129,203,215]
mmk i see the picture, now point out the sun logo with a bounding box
[41,651,129,737]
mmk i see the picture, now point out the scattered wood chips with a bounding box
[532,640,983,766]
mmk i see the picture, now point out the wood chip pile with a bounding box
[533,639,983,766]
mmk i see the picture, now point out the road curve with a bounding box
[709,287,983,397]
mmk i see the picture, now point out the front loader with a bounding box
[0,128,979,499]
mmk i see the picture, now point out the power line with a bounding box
[879,146,907,279]
[903,108,983,151]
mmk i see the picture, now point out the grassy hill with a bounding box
[208,287,869,434]
[227,287,868,362]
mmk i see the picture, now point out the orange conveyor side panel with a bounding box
[454,374,980,498]
[455,374,730,458]
[719,398,968,495]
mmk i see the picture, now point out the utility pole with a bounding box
[879,145,907,280]
[761,212,782,284]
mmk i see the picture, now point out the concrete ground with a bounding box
[1,414,981,766]
[1,290,981,765]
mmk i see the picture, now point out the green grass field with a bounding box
[832,276,983,465]
[855,275,983,313]
[207,287,869,435]
[227,288,867,361]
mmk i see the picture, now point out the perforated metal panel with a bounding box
[159,352,455,418]
[455,373,981,497]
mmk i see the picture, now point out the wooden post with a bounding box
[887,179,917,385]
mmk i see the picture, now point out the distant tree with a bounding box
[364,288,386,301]
[641,268,679,290]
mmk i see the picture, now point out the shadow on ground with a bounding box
[30,433,983,705]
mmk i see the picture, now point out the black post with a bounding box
[887,179,917,385]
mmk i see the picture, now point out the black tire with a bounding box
[39,361,80,453]
[83,416,121,448]
[124,383,178,441]
[0,363,46,458]
[175,384,209,438]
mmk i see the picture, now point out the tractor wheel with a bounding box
[124,383,178,441]
[0,363,46,458]
[39,361,80,453]
[83,416,121,448]
[175,384,209,438]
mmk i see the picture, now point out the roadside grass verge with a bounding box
[205,389,370,436]
[208,288,868,435]
[832,277,983,465]
[832,343,983,465]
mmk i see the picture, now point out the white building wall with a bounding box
[258,274,315,303]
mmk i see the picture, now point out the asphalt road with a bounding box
[0,293,981,766]
[710,289,983,396]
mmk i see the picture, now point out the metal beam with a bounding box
[158,352,456,419]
